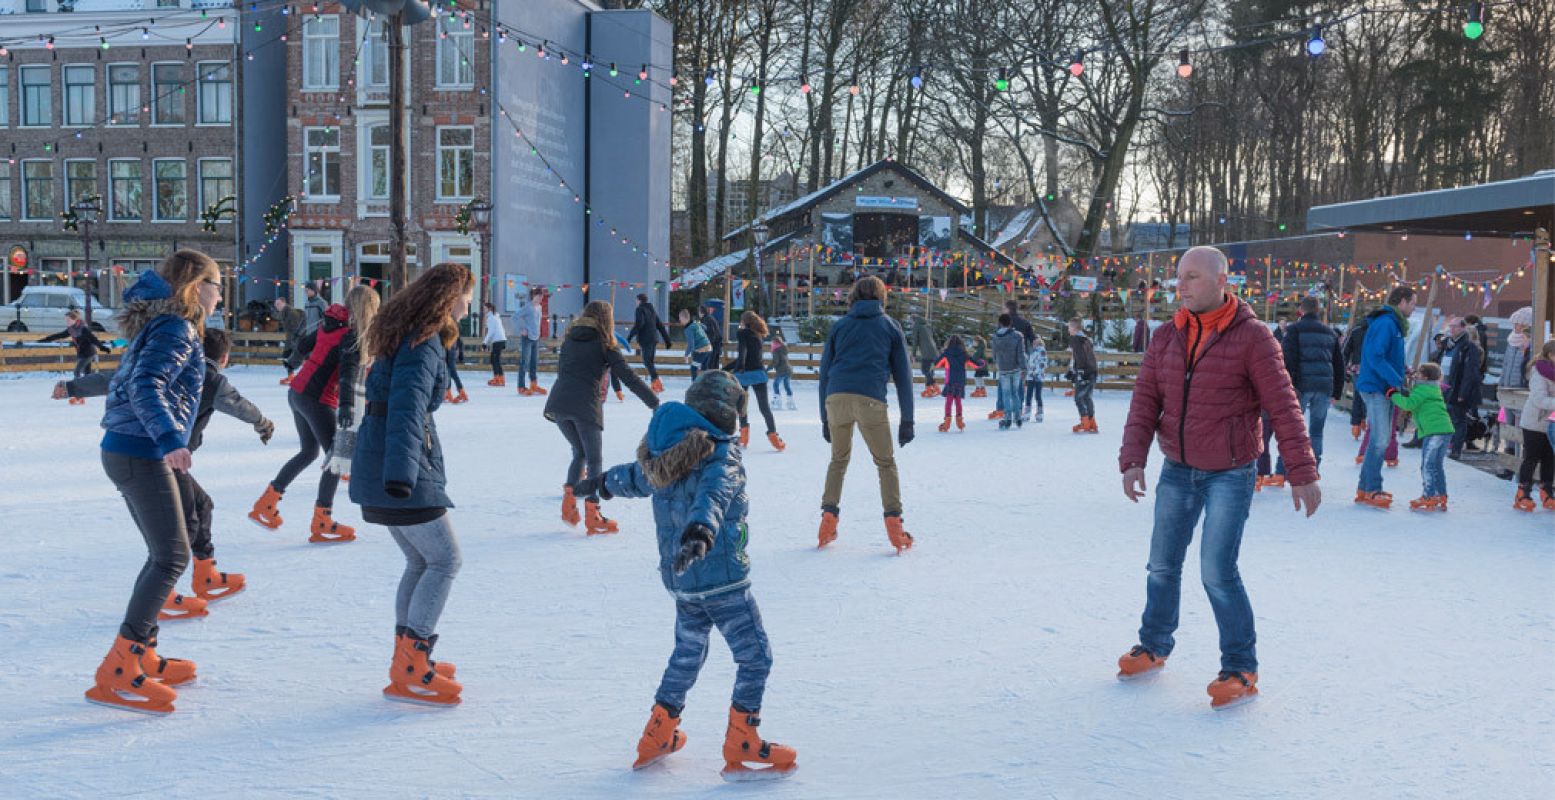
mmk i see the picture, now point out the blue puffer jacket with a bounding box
[818,299,914,424]
[1355,305,1407,394]
[100,271,205,459]
[603,402,750,600]
[349,331,454,510]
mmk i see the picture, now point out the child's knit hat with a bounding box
[685,370,747,434]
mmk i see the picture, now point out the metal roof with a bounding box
[1307,170,1555,235]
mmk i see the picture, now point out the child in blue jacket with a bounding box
[576,370,797,781]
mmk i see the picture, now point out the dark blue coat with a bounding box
[99,271,205,460]
[350,333,453,510]
[1281,313,1345,399]
[818,299,914,424]
[604,402,751,600]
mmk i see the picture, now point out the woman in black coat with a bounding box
[724,310,784,451]
[1444,321,1485,459]
[545,301,658,534]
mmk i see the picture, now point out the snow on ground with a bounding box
[1,366,1551,799]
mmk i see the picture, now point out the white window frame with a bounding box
[63,64,95,127]
[107,63,141,126]
[435,24,474,89]
[152,158,188,222]
[361,16,388,90]
[303,127,341,202]
[150,62,187,127]
[0,162,12,220]
[0,66,10,128]
[198,158,234,220]
[65,158,97,204]
[19,65,51,128]
[109,158,143,222]
[196,61,232,125]
[302,15,340,91]
[361,122,390,202]
[435,126,474,202]
[21,159,55,221]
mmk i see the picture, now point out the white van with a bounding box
[5,286,118,334]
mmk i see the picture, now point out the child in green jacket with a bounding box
[1390,362,1455,511]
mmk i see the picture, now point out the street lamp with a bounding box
[70,198,101,326]
[752,220,770,317]
[468,198,493,336]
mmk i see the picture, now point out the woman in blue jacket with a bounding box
[86,250,223,715]
[349,262,474,707]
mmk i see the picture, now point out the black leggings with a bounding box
[272,391,341,509]
[1518,429,1554,490]
[739,382,778,435]
[175,470,215,561]
[558,417,603,500]
[641,344,660,382]
[102,450,189,643]
[445,345,465,391]
[490,340,506,377]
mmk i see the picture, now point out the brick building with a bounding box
[0,0,286,310]
[283,2,490,307]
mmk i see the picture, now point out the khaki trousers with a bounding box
[822,392,902,515]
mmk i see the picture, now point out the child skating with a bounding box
[1024,335,1048,422]
[1388,362,1455,511]
[574,371,797,781]
[933,335,979,431]
[770,329,795,410]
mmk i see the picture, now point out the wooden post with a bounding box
[807,246,815,318]
[1335,262,1346,323]
[1277,260,1286,320]
[1410,272,1441,370]
[925,249,933,328]
[1264,255,1273,321]
[1534,227,1552,355]
[788,248,795,318]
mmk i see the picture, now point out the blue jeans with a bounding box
[998,373,1023,421]
[1420,434,1449,497]
[1024,379,1043,410]
[656,588,773,714]
[1273,390,1332,475]
[518,337,539,384]
[771,374,792,397]
[1139,460,1258,673]
[1358,391,1393,493]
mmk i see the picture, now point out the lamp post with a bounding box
[468,198,493,336]
[71,198,101,326]
[752,220,770,317]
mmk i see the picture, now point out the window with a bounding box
[153,159,188,221]
[0,163,11,220]
[26,0,45,11]
[109,65,140,124]
[436,127,474,200]
[64,65,95,126]
[152,63,186,125]
[304,128,341,199]
[0,67,9,127]
[22,160,55,221]
[366,124,389,200]
[199,159,233,215]
[197,62,232,124]
[302,16,339,90]
[110,159,143,221]
[436,25,474,88]
[363,17,388,89]
[66,160,97,203]
[20,66,51,127]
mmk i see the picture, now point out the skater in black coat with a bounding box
[723,310,784,451]
[627,293,673,393]
[40,309,111,382]
[545,301,659,534]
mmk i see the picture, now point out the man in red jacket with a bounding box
[1115,246,1322,710]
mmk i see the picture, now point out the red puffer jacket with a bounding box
[1119,297,1318,485]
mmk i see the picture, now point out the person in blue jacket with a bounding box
[574,371,797,781]
[349,262,474,707]
[815,276,915,554]
[85,250,223,715]
[1354,285,1417,507]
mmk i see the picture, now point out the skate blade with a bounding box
[382,685,461,708]
[84,689,174,715]
[585,528,619,536]
[247,514,282,531]
[1210,691,1259,711]
[196,585,245,603]
[1116,666,1166,682]
[308,535,356,544]
[157,609,209,622]
[721,763,797,782]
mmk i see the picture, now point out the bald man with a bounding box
[1115,246,1321,710]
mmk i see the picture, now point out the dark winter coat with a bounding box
[544,320,658,428]
[73,364,263,452]
[1280,312,1345,399]
[1444,334,1483,408]
[276,306,306,349]
[1008,311,1037,347]
[41,322,110,359]
[99,271,205,460]
[702,310,724,356]
[1069,332,1098,377]
[724,327,766,376]
[991,327,1028,374]
[1119,296,1318,485]
[628,302,672,348]
[289,304,351,409]
[350,329,453,510]
[817,299,914,424]
[604,402,751,600]
[934,341,978,387]
[1356,305,1407,394]
[910,316,938,360]
[770,340,792,377]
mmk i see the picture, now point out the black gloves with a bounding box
[1063,370,1076,383]
[385,480,412,499]
[574,476,612,501]
[898,420,915,447]
[673,523,714,574]
[821,420,831,443]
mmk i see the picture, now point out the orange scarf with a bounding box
[1174,294,1237,367]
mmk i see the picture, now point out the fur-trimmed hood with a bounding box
[115,271,190,340]
[635,402,733,489]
